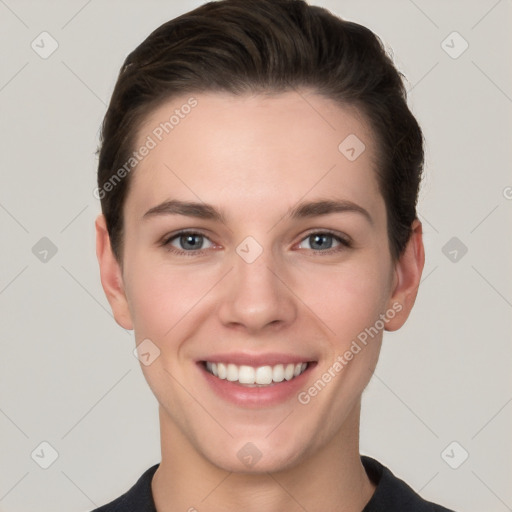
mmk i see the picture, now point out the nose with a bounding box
[217,245,297,334]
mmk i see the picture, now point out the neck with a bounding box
[152,402,375,512]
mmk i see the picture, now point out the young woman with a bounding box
[93,0,456,510]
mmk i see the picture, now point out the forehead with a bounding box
[126,91,382,221]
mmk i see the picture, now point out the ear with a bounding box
[385,219,425,331]
[95,214,134,330]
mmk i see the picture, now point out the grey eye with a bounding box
[168,233,213,251]
[299,233,341,251]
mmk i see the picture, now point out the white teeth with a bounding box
[206,361,308,385]
[217,362,227,379]
[272,364,284,383]
[239,365,255,384]
[226,363,238,382]
[284,363,295,381]
[255,366,273,384]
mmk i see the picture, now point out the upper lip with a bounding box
[199,353,315,367]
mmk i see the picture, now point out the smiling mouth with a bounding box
[202,361,309,387]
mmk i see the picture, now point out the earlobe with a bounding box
[385,219,425,332]
[95,214,134,331]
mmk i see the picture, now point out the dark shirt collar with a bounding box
[93,455,455,511]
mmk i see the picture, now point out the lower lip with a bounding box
[198,362,315,408]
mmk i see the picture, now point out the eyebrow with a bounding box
[143,200,225,222]
[289,199,373,225]
[142,198,372,224]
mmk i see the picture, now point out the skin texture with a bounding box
[96,91,424,512]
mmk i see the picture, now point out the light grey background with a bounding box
[1,1,511,511]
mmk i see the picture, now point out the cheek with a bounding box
[293,259,390,424]
[124,255,220,340]
[125,260,219,402]
[293,254,393,344]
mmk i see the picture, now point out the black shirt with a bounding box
[91,456,456,511]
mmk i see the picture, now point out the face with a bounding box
[97,91,423,473]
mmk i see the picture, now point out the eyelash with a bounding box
[160,229,352,256]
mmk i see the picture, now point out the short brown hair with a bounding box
[97,0,424,262]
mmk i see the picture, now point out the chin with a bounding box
[200,435,310,475]
[213,450,303,474]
